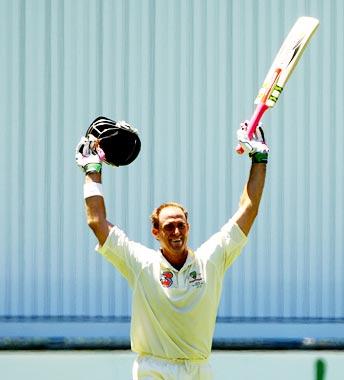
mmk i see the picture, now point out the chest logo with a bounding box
[189,271,204,287]
[160,271,174,288]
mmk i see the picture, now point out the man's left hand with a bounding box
[237,121,269,163]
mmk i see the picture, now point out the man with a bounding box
[76,120,268,380]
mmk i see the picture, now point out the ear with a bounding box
[152,227,160,240]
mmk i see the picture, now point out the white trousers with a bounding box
[132,355,213,380]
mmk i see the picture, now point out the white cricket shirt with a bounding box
[97,219,247,361]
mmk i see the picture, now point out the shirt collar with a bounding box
[158,249,195,271]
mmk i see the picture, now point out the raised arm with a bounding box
[232,163,266,235]
[76,136,113,246]
[76,117,140,246]
[84,173,113,246]
[233,121,269,236]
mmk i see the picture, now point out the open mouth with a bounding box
[170,238,183,246]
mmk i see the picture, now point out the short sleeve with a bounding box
[196,219,248,272]
[96,225,155,287]
[219,220,248,269]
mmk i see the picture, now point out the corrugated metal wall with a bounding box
[1,0,343,328]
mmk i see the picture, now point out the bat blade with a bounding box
[254,16,319,111]
[236,16,319,153]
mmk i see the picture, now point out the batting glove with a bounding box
[75,135,105,174]
[237,121,269,163]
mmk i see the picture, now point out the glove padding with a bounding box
[237,121,269,163]
[75,135,103,173]
[85,116,141,167]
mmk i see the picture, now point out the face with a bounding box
[152,206,190,257]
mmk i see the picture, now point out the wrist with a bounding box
[250,152,268,164]
[84,162,102,174]
[85,172,102,183]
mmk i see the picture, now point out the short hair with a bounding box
[150,202,189,229]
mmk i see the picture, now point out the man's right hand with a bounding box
[75,135,104,174]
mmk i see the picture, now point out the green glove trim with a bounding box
[251,152,268,164]
[84,163,102,174]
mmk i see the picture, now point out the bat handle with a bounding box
[235,103,269,154]
[247,103,269,139]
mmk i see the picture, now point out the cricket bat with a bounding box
[236,16,319,154]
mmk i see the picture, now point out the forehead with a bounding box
[158,206,187,224]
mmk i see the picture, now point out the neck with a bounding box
[161,248,188,271]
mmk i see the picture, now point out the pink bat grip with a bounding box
[247,103,269,139]
[235,103,269,154]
